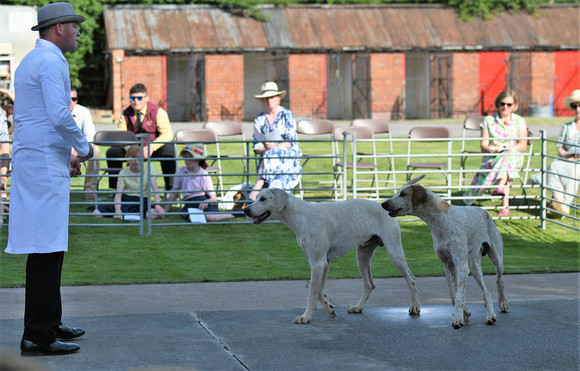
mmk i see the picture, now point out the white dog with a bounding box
[244,188,421,324]
[382,175,508,329]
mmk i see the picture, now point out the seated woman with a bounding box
[529,89,580,216]
[249,82,302,200]
[165,145,233,222]
[94,145,165,219]
[463,90,529,216]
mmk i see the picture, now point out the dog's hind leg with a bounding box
[469,258,497,325]
[318,261,336,319]
[484,242,509,313]
[295,260,328,324]
[348,245,377,314]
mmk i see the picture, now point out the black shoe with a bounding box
[55,325,85,340]
[20,339,80,356]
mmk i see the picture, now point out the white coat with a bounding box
[5,39,89,255]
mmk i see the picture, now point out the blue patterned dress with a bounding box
[253,107,302,191]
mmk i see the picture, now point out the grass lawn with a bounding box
[0,220,577,288]
[0,116,578,287]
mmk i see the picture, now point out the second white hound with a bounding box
[382,175,508,329]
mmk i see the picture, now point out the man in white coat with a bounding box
[5,2,94,356]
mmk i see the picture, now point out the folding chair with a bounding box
[512,130,534,204]
[202,121,248,187]
[406,126,452,197]
[93,131,137,197]
[332,126,379,200]
[173,129,223,197]
[296,119,335,198]
[458,115,486,189]
[351,119,396,188]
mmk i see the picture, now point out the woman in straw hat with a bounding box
[529,89,580,216]
[249,81,302,200]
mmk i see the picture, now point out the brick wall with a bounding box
[288,54,327,119]
[452,52,480,119]
[530,52,555,106]
[371,53,405,120]
[205,54,244,121]
[124,55,166,112]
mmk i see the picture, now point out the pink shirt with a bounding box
[173,166,216,200]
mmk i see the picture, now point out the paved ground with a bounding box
[1,273,578,370]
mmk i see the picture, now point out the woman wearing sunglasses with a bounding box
[528,89,580,217]
[464,90,529,216]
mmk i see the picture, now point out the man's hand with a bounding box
[142,146,154,159]
[77,144,95,162]
[70,156,82,177]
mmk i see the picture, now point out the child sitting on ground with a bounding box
[164,145,233,222]
[93,145,165,219]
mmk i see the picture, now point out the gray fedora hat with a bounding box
[31,2,85,31]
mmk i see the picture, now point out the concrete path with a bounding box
[1,273,578,370]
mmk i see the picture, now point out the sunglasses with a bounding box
[129,96,146,102]
[499,102,514,107]
[70,97,78,102]
[571,103,580,109]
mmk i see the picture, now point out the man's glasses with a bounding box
[570,103,580,110]
[70,97,78,102]
[129,96,146,102]
[499,102,513,107]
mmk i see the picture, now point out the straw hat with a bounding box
[31,2,86,31]
[254,82,286,100]
[563,89,580,110]
[181,145,205,159]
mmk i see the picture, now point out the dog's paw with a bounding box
[294,316,311,324]
[408,303,421,316]
[452,318,464,329]
[347,306,363,314]
[485,315,497,325]
[499,300,509,313]
[463,307,471,323]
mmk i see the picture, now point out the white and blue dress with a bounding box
[253,107,302,191]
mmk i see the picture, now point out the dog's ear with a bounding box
[272,188,290,211]
[411,184,428,208]
[404,174,426,187]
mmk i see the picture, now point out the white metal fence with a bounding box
[0,130,577,234]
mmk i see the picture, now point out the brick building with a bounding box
[103,4,580,123]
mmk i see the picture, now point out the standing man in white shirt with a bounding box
[5,2,93,356]
[70,86,100,201]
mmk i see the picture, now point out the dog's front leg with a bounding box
[295,260,328,324]
[451,262,470,329]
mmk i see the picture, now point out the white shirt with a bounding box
[72,103,96,142]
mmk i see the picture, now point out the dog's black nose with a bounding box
[243,208,251,216]
[381,200,391,211]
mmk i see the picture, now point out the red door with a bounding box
[554,51,580,117]
[479,52,508,115]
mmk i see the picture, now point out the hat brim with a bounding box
[180,149,204,160]
[563,96,580,111]
[31,15,86,31]
[254,90,286,100]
